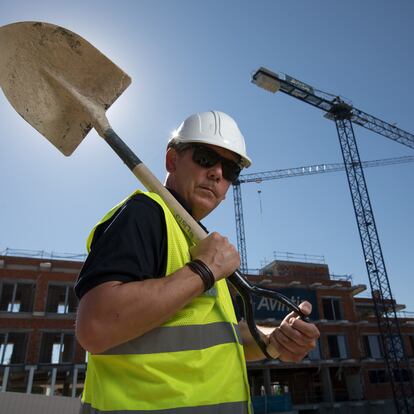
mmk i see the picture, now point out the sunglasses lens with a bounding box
[192,145,241,182]
[222,160,241,182]
[192,146,219,168]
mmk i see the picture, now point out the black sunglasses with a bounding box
[191,145,242,182]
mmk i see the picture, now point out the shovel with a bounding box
[0,21,308,359]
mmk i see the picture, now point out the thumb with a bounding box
[298,301,312,316]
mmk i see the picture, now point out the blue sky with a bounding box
[1,0,413,311]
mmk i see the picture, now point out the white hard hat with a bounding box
[169,111,252,168]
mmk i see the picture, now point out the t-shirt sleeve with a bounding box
[74,194,167,300]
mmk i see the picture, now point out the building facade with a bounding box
[244,259,414,413]
[1,251,413,413]
[0,252,85,398]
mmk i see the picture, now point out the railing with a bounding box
[244,268,262,275]
[355,291,375,299]
[0,248,87,262]
[330,273,353,282]
[0,363,86,397]
[395,310,414,319]
[266,251,326,264]
[355,292,414,314]
[244,269,353,283]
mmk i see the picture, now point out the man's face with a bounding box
[166,144,240,221]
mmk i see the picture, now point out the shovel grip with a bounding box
[104,128,142,170]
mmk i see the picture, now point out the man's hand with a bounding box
[190,232,240,281]
[267,301,320,362]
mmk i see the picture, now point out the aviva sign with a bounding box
[252,288,319,321]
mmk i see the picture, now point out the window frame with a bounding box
[321,297,343,321]
[45,283,77,315]
[0,280,35,314]
[327,334,349,359]
[363,334,384,359]
[39,331,76,364]
[0,331,29,365]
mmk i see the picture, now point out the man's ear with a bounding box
[165,148,177,173]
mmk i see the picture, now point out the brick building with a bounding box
[1,250,413,412]
[0,252,85,397]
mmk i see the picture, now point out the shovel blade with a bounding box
[0,21,131,155]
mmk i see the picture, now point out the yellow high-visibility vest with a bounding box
[81,190,251,413]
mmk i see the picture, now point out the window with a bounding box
[327,335,348,358]
[39,332,75,364]
[322,298,342,320]
[369,369,388,384]
[46,285,77,314]
[0,332,28,364]
[363,335,383,359]
[0,282,35,313]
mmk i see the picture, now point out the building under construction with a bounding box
[0,250,413,413]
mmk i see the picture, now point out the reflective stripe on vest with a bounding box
[81,400,249,414]
[99,322,243,355]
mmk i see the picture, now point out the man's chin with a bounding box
[197,186,217,197]
[192,196,218,220]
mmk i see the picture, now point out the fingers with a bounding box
[290,302,320,339]
[283,301,319,338]
[268,301,320,362]
[268,333,305,363]
[276,321,316,351]
[298,300,312,316]
[269,324,318,362]
[190,232,240,281]
[289,316,320,339]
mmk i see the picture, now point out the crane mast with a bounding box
[251,67,414,413]
[232,181,248,273]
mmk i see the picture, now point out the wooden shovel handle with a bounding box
[133,163,207,242]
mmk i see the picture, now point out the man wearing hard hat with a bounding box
[75,111,319,414]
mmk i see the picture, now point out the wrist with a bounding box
[187,259,215,292]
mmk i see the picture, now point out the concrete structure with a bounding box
[1,251,413,413]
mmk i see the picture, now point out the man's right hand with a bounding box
[190,232,240,281]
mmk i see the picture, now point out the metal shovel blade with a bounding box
[0,21,131,155]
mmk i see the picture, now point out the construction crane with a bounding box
[234,155,414,274]
[251,67,414,413]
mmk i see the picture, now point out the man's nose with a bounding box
[207,162,223,181]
